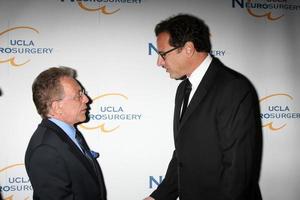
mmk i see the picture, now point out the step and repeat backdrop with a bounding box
[0,0,300,199]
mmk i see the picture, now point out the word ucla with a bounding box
[89,106,142,121]
[261,105,300,119]
[0,176,32,192]
[0,40,53,54]
[232,0,300,11]
[148,43,226,57]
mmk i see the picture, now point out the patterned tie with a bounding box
[180,79,192,121]
[76,132,91,158]
[75,132,98,174]
[75,132,106,199]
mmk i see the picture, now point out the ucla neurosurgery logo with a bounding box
[0,26,53,68]
[260,93,300,131]
[232,0,300,21]
[60,0,143,15]
[80,93,142,133]
[0,164,32,200]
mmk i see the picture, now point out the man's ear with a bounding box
[184,41,195,57]
[49,100,62,116]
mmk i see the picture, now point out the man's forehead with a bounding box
[157,32,171,50]
[157,32,169,41]
[61,77,80,89]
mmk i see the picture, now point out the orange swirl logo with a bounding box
[80,93,127,132]
[0,26,39,67]
[77,1,120,14]
[0,164,32,200]
[259,93,298,131]
[60,0,143,14]
[79,93,142,133]
[246,0,284,21]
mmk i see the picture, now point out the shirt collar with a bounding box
[185,54,212,105]
[49,118,76,140]
[188,54,212,88]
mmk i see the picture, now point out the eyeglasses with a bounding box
[158,46,181,60]
[69,89,87,101]
[53,89,87,102]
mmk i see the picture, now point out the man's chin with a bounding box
[78,115,88,124]
[173,75,187,80]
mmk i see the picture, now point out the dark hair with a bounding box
[32,66,77,118]
[155,14,211,53]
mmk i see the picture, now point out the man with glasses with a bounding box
[25,67,106,200]
[144,14,262,200]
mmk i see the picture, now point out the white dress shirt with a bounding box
[186,54,212,105]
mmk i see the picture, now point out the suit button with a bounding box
[178,162,183,168]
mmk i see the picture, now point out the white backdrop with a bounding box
[1,0,300,199]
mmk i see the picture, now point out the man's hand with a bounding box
[144,197,155,200]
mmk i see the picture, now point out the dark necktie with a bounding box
[75,132,98,174]
[75,132,107,198]
[180,79,192,121]
[75,132,92,158]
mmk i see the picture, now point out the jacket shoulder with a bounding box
[211,58,254,91]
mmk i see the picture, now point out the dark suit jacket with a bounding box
[151,57,262,200]
[25,119,106,200]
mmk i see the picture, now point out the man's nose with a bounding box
[82,93,89,103]
[157,56,165,67]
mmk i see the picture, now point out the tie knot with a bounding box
[185,79,192,91]
[180,78,192,121]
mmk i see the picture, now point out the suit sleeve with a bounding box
[217,79,262,200]
[150,150,179,200]
[26,145,74,200]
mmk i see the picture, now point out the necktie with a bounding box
[180,79,192,121]
[75,132,98,174]
[75,132,106,198]
[75,132,92,158]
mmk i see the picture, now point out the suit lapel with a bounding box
[41,119,100,185]
[175,57,220,137]
[178,85,207,131]
[75,129,107,198]
[173,80,185,138]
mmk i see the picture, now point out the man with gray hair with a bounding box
[25,67,106,200]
